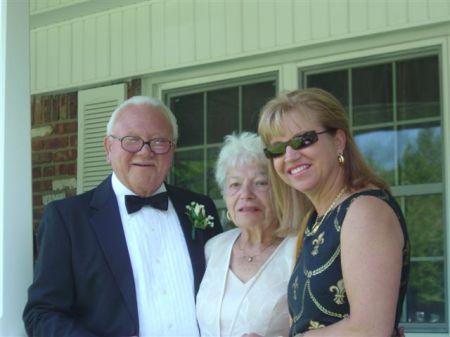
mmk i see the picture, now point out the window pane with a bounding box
[352,64,393,126]
[302,54,445,332]
[306,70,349,108]
[406,194,444,258]
[398,123,442,185]
[242,80,276,132]
[173,149,204,194]
[170,93,204,147]
[403,194,445,325]
[354,128,395,185]
[406,260,446,324]
[206,146,221,200]
[207,87,239,143]
[397,56,440,120]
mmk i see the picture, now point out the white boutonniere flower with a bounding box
[185,201,215,240]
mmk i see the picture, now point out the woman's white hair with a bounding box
[215,131,268,195]
[106,96,178,142]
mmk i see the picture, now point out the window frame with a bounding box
[162,72,278,207]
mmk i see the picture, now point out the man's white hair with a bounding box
[106,96,178,142]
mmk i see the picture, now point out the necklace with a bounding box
[237,236,277,263]
[305,187,347,237]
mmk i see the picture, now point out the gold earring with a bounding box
[338,153,345,166]
[226,211,232,221]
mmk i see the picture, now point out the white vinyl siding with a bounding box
[30,0,450,94]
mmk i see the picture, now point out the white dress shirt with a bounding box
[112,173,199,337]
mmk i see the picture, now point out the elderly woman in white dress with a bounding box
[196,132,299,337]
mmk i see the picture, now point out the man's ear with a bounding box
[104,136,112,163]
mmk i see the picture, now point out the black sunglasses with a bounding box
[264,130,330,159]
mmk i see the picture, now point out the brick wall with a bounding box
[31,79,141,247]
[31,93,78,237]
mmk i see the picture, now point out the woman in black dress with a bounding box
[257,88,409,337]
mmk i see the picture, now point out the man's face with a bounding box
[104,104,175,196]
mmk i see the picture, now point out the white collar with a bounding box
[111,172,167,197]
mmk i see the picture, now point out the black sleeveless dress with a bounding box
[288,189,410,336]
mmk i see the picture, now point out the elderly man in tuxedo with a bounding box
[23,96,222,337]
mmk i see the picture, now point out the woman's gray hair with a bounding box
[106,96,178,142]
[215,132,268,195]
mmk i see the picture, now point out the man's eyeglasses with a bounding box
[109,135,174,154]
[263,130,330,159]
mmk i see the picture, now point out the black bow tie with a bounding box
[125,192,169,214]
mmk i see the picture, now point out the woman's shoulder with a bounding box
[346,188,397,209]
[341,188,393,217]
[205,228,240,255]
[271,234,298,265]
[208,227,240,243]
[341,189,404,243]
[338,188,395,214]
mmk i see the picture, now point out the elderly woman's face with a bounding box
[224,162,275,230]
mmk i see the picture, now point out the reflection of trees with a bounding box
[406,195,443,305]
[365,155,394,185]
[400,128,441,184]
[173,147,223,199]
[364,127,444,318]
[173,158,204,194]
[399,128,444,316]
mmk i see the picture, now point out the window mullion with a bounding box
[238,86,243,132]
[348,69,353,131]
[393,61,400,187]
[203,92,208,194]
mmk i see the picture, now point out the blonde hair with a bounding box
[258,88,389,232]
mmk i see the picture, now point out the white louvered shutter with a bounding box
[77,84,126,193]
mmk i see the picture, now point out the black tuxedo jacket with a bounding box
[23,176,222,337]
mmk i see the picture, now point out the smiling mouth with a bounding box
[238,206,260,212]
[132,163,154,167]
[289,164,310,175]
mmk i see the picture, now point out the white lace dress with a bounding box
[196,228,296,337]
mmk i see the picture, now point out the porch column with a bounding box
[0,0,32,336]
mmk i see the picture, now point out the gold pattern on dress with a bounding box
[311,232,325,256]
[329,279,346,305]
[334,213,342,232]
[291,190,406,331]
[305,187,346,237]
[306,279,347,319]
[291,279,308,323]
[308,320,325,330]
[292,275,299,301]
[304,245,341,278]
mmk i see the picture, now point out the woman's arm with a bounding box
[301,195,404,337]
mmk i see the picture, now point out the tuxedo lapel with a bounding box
[89,177,139,326]
[165,184,205,293]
